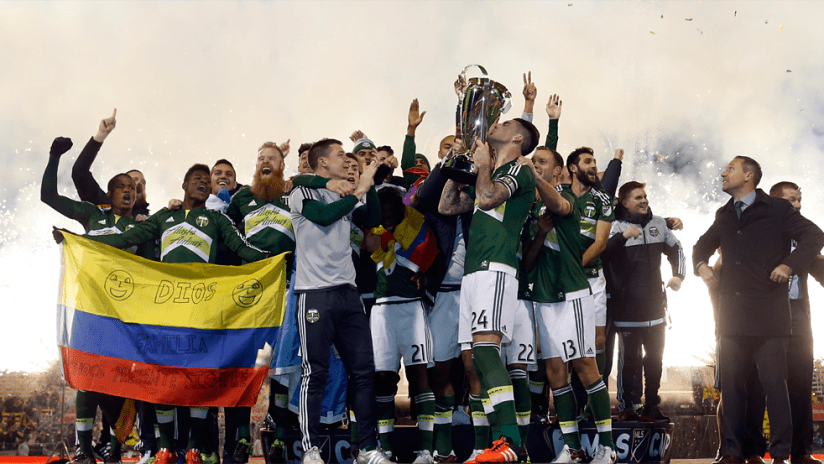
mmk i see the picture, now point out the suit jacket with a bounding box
[693,189,824,337]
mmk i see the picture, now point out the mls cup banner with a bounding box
[57,234,286,407]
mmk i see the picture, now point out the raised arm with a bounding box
[521,72,537,121]
[402,99,426,187]
[72,109,116,205]
[41,138,79,219]
[545,94,562,150]
[599,149,624,198]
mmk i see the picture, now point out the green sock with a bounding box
[552,384,581,449]
[75,391,96,454]
[155,406,175,450]
[596,349,606,375]
[349,410,358,450]
[271,382,290,441]
[188,407,209,452]
[109,428,121,456]
[586,380,614,448]
[434,395,454,456]
[469,394,490,450]
[472,343,521,446]
[376,395,395,453]
[509,368,531,446]
[415,390,436,452]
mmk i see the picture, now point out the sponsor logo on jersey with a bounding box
[584,203,596,218]
[306,309,320,323]
[104,270,134,301]
[603,204,613,216]
[166,217,175,223]
[481,260,489,268]
[649,226,659,237]
[196,216,209,227]
[248,200,257,206]
[98,219,106,225]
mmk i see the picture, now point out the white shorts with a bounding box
[589,269,607,327]
[459,270,518,348]
[428,290,461,362]
[536,291,596,363]
[370,300,433,371]
[501,299,537,369]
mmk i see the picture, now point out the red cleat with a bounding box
[475,437,528,463]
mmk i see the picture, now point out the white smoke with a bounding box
[1,1,822,370]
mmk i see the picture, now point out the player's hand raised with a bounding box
[50,137,73,157]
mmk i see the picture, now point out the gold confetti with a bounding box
[650,31,655,34]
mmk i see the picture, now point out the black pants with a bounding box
[296,285,377,452]
[618,323,666,409]
[719,335,791,459]
[789,299,814,457]
[136,401,157,453]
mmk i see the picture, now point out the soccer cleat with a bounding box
[302,446,325,464]
[590,445,617,464]
[617,407,641,422]
[413,450,435,464]
[465,450,485,464]
[356,448,394,464]
[434,451,458,463]
[233,438,251,463]
[72,452,97,464]
[153,448,177,464]
[104,454,122,464]
[551,445,587,464]
[201,451,219,464]
[268,439,287,463]
[639,404,670,423]
[185,448,204,464]
[475,437,528,463]
[137,450,154,464]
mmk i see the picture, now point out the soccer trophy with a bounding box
[441,64,512,185]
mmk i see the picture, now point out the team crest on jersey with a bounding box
[649,226,659,237]
[584,203,596,218]
[481,260,489,268]
[306,309,320,323]
[602,204,613,216]
[196,216,209,227]
[630,429,651,462]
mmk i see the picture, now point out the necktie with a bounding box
[735,200,744,219]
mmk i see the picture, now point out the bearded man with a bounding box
[225,141,294,463]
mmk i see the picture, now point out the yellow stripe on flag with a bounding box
[61,234,286,330]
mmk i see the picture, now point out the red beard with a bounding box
[250,165,286,202]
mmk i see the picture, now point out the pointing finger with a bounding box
[112,108,117,119]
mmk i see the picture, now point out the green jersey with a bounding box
[227,186,296,262]
[92,207,268,264]
[532,192,592,303]
[572,187,614,277]
[464,160,536,277]
[517,200,539,300]
[41,155,156,258]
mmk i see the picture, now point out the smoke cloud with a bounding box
[1,1,823,370]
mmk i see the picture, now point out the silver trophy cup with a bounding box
[442,64,512,185]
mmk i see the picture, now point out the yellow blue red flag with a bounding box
[57,234,286,407]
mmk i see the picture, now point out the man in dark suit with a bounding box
[693,156,824,464]
[769,181,824,464]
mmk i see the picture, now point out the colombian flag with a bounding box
[57,234,286,407]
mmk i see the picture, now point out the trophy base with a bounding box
[442,156,478,186]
